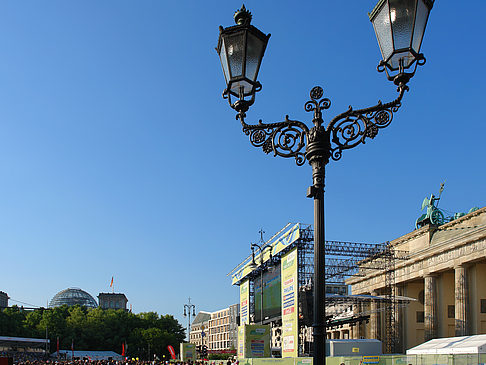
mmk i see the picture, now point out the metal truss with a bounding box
[323,240,408,354]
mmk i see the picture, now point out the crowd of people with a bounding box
[0,352,239,365]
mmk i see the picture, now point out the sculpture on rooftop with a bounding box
[415,182,479,229]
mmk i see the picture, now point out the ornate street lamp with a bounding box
[183,298,196,342]
[370,0,434,85]
[216,5,270,115]
[217,3,433,364]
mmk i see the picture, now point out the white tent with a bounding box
[407,335,486,355]
[54,350,124,360]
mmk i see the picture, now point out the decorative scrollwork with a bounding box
[230,83,408,169]
[310,86,323,99]
[304,86,331,123]
[241,116,309,166]
[327,84,407,161]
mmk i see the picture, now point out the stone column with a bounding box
[353,302,362,339]
[455,265,468,336]
[424,275,438,341]
[370,290,380,340]
[395,285,404,353]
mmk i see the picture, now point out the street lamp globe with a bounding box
[217,5,270,109]
[370,0,434,83]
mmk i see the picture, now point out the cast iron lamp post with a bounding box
[249,242,273,325]
[183,298,196,342]
[217,2,434,363]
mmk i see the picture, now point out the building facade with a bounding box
[346,206,486,352]
[189,311,211,348]
[98,293,128,310]
[0,291,8,308]
[190,304,240,353]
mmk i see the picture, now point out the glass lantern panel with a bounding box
[245,32,265,82]
[219,38,231,83]
[230,80,253,97]
[389,0,415,50]
[372,1,393,61]
[412,0,429,53]
[225,32,246,79]
[389,50,414,70]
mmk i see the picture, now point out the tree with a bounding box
[0,306,185,358]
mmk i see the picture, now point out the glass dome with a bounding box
[48,288,98,308]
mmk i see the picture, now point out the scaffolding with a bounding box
[228,223,409,356]
[324,240,408,354]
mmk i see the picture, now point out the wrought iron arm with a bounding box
[237,87,331,167]
[240,116,310,166]
[327,84,408,161]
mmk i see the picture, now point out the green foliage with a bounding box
[0,306,185,360]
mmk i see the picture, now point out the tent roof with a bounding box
[0,336,49,348]
[55,350,123,360]
[407,335,486,354]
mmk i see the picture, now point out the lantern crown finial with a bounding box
[234,5,252,25]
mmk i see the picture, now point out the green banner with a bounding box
[179,343,195,361]
[237,324,271,358]
[281,247,298,357]
[240,279,250,325]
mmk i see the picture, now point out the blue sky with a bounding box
[1,0,485,335]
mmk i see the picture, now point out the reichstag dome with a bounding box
[48,288,98,308]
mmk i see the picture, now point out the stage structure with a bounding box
[229,223,410,357]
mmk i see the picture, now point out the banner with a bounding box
[240,279,250,325]
[167,345,176,360]
[271,223,300,256]
[179,343,195,361]
[232,224,301,285]
[237,326,245,359]
[237,324,271,358]
[281,247,298,357]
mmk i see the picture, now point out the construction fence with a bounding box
[219,354,486,365]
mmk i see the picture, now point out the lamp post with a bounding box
[250,242,273,325]
[216,2,434,364]
[183,297,196,342]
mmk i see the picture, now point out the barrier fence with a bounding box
[218,354,486,365]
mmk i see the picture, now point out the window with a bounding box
[448,305,455,318]
[418,290,425,305]
[481,299,486,313]
[417,311,424,323]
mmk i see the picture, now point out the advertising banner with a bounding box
[232,223,301,285]
[179,343,195,362]
[271,223,300,256]
[237,326,245,359]
[240,279,250,325]
[232,262,255,285]
[281,247,298,357]
[237,324,271,358]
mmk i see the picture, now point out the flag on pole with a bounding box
[167,345,176,360]
[110,276,114,287]
[56,337,59,357]
[122,342,125,357]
